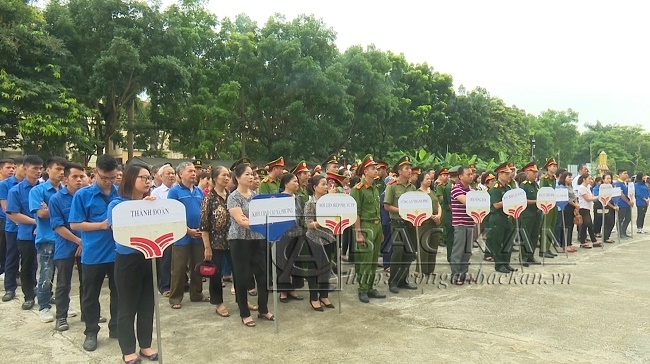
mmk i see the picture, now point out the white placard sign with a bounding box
[465,190,490,224]
[599,184,613,205]
[316,193,357,235]
[398,191,433,227]
[537,187,557,215]
[503,188,527,219]
[555,188,569,202]
[611,187,622,201]
[249,195,296,225]
[628,182,635,199]
[112,199,188,259]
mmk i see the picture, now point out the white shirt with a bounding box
[151,184,173,200]
[577,185,593,210]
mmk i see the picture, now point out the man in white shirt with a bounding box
[151,164,176,200]
[573,164,589,194]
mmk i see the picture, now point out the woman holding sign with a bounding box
[277,173,305,302]
[227,164,273,327]
[414,173,441,278]
[107,164,158,364]
[577,175,601,248]
[303,175,336,311]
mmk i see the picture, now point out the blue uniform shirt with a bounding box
[69,182,118,265]
[615,180,630,209]
[29,180,60,245]
[6,179,39,240]
[635,182,649,207]
[167,182,203,246]
[0,176,20,231]
[49,186,81,260]
[107,197,140,256]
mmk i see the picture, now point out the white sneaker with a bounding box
[39,308,54,323]
[68,308,78,318]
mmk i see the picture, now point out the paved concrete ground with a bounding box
[1,233,649,363]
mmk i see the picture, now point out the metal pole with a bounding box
[337,232,342,314]
[542,214,547,264]
[151,259,163,364]
[602,204,606,247]
[272,240,278,334]
[561,208,568,258]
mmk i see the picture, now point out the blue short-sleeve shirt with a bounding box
[167,183,203,246]
[615,180,630,209]
[69,182,118,264]
[6,179,39,240]
[107,196,140,256]
[29,180,60,245]
[0,176,20,232]
[49,186,81,260]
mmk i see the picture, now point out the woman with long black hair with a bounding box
[277,173,304,302]
[107,164,157,364]
[577,175,602,248]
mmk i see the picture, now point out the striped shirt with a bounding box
[451,182,474,227]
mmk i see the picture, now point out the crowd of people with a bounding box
[0,153,646,363]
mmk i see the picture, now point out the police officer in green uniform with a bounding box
[539,158,559,258]
[375,161,389,194]
[443,166,460,260]
[384,156,418,293]
[435,167,449,247]
[259,156,284,194]
[350,154,386,303]
[291,160,310,210]
[519,162,542,266]
[322,154,339,175]
[486,163,518,273]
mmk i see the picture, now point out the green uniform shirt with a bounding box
[258,177,280,194]
[442,182,453,212]
[375,178,387,195]
[539,174,556,189]
[296,186,308,211]
[489,181,512,218]
[436,182,448,205]
[520,179,540,217]
[350,181,380,220]
[384,179,416,220]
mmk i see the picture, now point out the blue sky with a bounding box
[167,0,649,130]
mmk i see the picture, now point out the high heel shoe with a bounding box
[310,301,324,312]
[319,299,335,309]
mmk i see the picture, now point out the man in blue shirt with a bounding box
[29,156,67,323]
[615,169,633,238]
[167,161,205,308]
[5,155,42,310]
[50,163,85,332]
[0,158,16,279]
[1,156,23,302]
[69,154,119,352]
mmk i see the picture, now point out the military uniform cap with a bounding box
[350,164,358,173]
[291,160,309,174]
[495,162,511,174]
[230,157,251,171]
[508,162,516,171]
[322,154,338,167]
[257,168,268,177]
[448,165,461,176]
[266,156,285,169]
[543,158,558,170]
[358,154,378,177]
[392,156,412,173]
[411,167,422,175]
[482,171,496,184]
[469,164,477,171]
[522,162,538,173]
[326,172,346,188]
[438,167,449,175]
[193,159,203,169]
[376,160,388,169]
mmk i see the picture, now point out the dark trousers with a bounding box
[156,248,172,293]
[618,207,632,236]
[54,256,83,320]
[380,223,392,269]
[230,239,269,318]
[17,239,37,301]
[486,215,514,270]
[306,242,333,301]
[556,205,576,247]
[115,253,154,355]
[209,249,228,305]
[604,208,616,241]
[579,208,597,244]
[4,231,20,293]
[0,218,5,274]
[594,201,603,234]
[341,227,354,263]
[82,262,117,336]
[637,206,647,229]
[388,220,416,287]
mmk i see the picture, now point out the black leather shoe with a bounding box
[21,300,34,310]
[398,283,418,290]
[2,291,15,302]
[83,333,98,351]
[389,286,399,294]
[539,252,555,258]
[505,265,518,272]
[358,292,369,303]
[496,266,510,273]
[367,290,386,299]
[526,258,541,265]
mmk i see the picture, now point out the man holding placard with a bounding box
[486,163,516,273]
[519,162,541,266]
[384,156,418,294]
[615,169,633,238]
[350,155,385,303]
